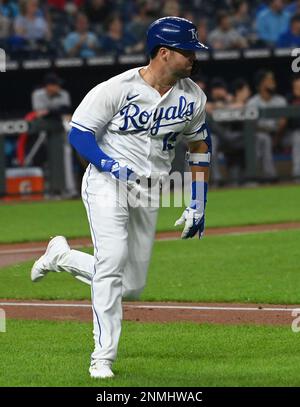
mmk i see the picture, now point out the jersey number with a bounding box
[162,132,179,151]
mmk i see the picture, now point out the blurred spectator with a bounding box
[162,0,181,17]
[47,0,84,11]
[256,0,290,46]
[118,0,139,22]
[206,77,233,114]
[230,77,251,108]
[231,0,254,40]
[126,0,154,52]
[276,14,300,47]
[222,78,252,183]
[285,0,300,16]
[255,2,268,17]
[192,73,208,93]
[0,0,19,18]
[189,0,231,19]
[47,0,66,11]
[0,8,11,41]
[205,78,233,185]
[82,0,113,30]
[286,74,300,180]
[196,18,209,47]
[32,72,71,117]
[247,70,287,180]
[181,11,194,22]
[29,72,78,197]
[13,0,50,42]
[208,10,248,49]
[100,15,139,55]
[2,0,299,61]
[63,12,99,58]
[10,0,50,57]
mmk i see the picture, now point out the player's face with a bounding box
[168,48,196,78]
[46,84,60,96]
[262,73,276,92]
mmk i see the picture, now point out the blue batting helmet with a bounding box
[146,16,209,55]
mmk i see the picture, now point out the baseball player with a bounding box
[31,17,211,379]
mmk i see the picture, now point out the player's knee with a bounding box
[97,243,128,272]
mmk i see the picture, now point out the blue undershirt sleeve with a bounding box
[68,127,113,171]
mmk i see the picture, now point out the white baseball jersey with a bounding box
[63,66,208,364]
[71,67,207,177]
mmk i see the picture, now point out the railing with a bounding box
[3,47,297,72]
[210,105,300,180]
[0,105,299,197]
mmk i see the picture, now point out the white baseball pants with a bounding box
[53,164,158,363]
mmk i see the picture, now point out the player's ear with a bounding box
[159,47,170,61]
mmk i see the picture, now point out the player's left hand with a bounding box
[174,207,205,239]
[100,159,134,181]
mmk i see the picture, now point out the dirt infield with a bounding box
[1,221,300,268]
[0,300,299,326]
[1,221,300,327]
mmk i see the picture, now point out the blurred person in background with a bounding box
[222,78,252,184]
[206,77,233,114]
[193,72,208,93]
[208,10,248,49]
[100,14,140,55]
[284,0,300,15]
[162,0,181,17]
[14,0,49,41]
[189,0,231,19]
[247,70,287,181]
[0,0,19,18]
[0,7,11,46]
[12,0,50,56]
[181,11,194,22]
[125,0,156,54]
[82,0,113,33]
[117,0,139,22]
[276,13,300,47]
[205,78,233,185]
[32,72,71,119]
[256,0,290,46]
[196,17,209,47]
[29,72,77,197]
[231,0,255,43]
[63,12,99,58]
[230,78,252,108]
[286,74,300,181]
[46,0,66,11]
[47,0,84,11]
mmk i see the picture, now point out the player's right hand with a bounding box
[174,207,205,239]
[100,159,134,181]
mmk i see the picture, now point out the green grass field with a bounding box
[0,185,299,243]
[1,320,300,387]
[1,185,300,387]
[1,229,300,304]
